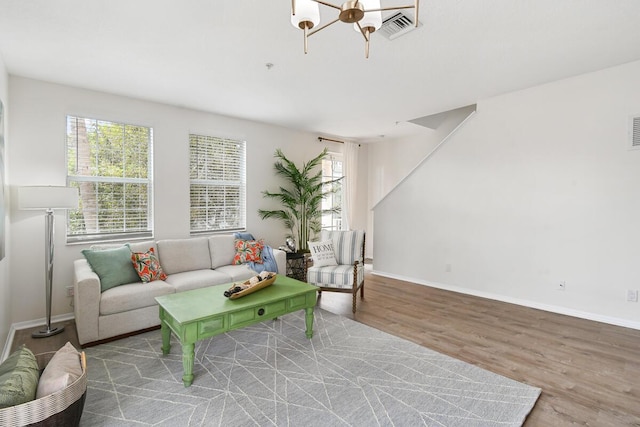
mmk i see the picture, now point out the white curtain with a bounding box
[341,141,359,230]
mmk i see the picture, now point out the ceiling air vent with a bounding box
[378,12,420,40]
[631,115,640,150]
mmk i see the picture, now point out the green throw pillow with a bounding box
[0,345,40,408]
[82,245,141,292]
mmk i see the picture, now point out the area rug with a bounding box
[80,309,540,426]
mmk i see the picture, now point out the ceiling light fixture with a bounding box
[291,0,419,58]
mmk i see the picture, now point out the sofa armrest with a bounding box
[272,248,286,277]
[73,259,101,345]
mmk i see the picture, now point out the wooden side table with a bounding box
[286,252,306,282]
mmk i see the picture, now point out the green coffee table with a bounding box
[155,275,317,387]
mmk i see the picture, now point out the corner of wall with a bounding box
[0,52,11,352]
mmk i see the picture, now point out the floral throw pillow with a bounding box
[131,248,168,283]
[233,239,264,265]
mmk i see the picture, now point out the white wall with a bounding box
[0,54,9,348]
[373,60,640,328]
[7,76,356,324]
[366,107,475,258]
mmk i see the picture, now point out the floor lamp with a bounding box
[18,186,79,338]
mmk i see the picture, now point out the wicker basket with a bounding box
[0,351,87,427]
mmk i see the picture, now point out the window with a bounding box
[321,153,343,231]
[189,134,246,234]
[66,116,153,243]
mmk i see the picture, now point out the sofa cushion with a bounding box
[214,264,256,281]
[82,245,141,292]
[208,235,236,269]
[127,240,158,254]
[100,280,175,316]
[164,269,232,292]
[91,240,157,254]
[131,247,168,283]
[156,238,211,275]
[0,345,39,408]
[307,264,365,289]
[320,230,365,265]
[36,342,82,399]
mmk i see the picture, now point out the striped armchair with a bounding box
[306,230,365,313]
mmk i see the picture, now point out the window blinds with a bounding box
[189,134,246,233]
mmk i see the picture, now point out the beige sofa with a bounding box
[73,235,285,346]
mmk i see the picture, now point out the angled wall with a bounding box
[373,60,640,328]
[366,106,476,257]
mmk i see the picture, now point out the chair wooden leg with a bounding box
[360,283,364,298]
[352,261,359,313]
[352,290,357,313]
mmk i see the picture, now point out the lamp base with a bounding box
[31,325,65,339]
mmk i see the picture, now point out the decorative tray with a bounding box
[225,273,277,299]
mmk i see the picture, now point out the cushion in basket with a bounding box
[131,247,167,283]
[82,245,140,292]
[233,239,264,265]
[36,342,82,399]
[0,345,40,408]
[308,240,338,267]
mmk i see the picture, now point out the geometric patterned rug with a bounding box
[80,308,540,426]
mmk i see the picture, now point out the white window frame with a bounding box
[321,152,343,231]
[66,115,154,243]
[189,134,246,234]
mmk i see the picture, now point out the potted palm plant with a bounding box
[258,148,341,252]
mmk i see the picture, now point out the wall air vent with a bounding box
[631,115,640,150]
[378,12,420,40]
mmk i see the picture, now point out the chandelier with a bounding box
[290,0,419,58]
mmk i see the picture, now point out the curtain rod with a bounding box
[318,137,343,144]
[318,137,360,146]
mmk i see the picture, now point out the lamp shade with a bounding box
[353,0,382,33]
[18,186,79,210]
[354,0,382,32]
[291,0,320,29]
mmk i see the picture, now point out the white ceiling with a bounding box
[1,0,640,142]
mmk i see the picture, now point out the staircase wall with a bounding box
[372,60,640,328]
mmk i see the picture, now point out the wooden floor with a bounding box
[10,269,640,426]
[317,270,640,427]
[10,319,79,355]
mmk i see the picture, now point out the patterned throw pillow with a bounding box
[233,239,264,265]
[131,248,168,282]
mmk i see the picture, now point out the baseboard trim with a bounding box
[80,325,161,349]
[372,270,640,331]
[1,313,75,362]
